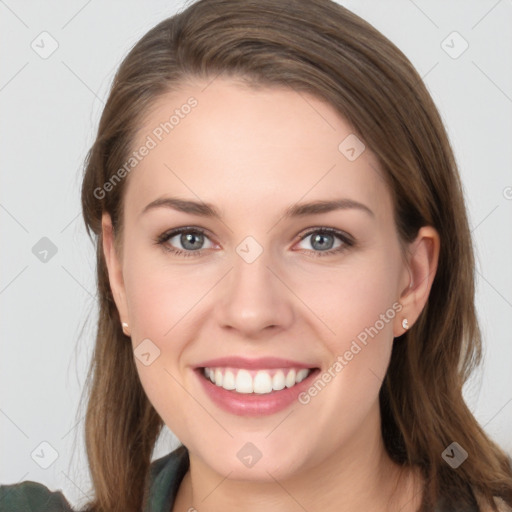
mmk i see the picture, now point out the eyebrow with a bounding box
[140,196,374,219]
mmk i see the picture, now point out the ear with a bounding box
[102,212,130,328]
[394,226,440,337]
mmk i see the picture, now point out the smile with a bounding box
[203,366,312,394]
[195,364,320,416]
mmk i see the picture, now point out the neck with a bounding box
[173,406,423,512]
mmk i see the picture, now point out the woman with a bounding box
[2,0,511,511]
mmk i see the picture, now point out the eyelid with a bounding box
[155,225,355,257]
[295,226,354,245]
[155,226,216,251]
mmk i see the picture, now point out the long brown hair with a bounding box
[78,0,512,510]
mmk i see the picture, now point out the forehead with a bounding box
[124,78,391,222]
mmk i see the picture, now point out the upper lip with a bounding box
[195,356,318,370]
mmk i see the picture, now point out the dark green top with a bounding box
[0,445,190,512]
[0,445,482,511]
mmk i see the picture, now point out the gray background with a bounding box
[1,0,511,508]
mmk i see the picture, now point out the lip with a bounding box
[195,356,315,370]
[194,365,321,417]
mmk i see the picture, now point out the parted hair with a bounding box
[78,1,512,511]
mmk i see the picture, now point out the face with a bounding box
[103,78,428,482]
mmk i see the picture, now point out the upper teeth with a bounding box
[203,367,311,394]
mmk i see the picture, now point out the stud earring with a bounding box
[402,318,409,330]
[122,322,130,336]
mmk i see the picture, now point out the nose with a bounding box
[214,244,294,337]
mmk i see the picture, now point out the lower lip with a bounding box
[195,368,320,417]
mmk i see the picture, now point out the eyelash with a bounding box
[154,226,355,258]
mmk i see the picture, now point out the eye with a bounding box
[294,227,354,257]
[155,227,215,258]
[155,226,354,258]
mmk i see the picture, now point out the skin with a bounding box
[102,78,440,512]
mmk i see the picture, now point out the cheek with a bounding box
[302,255,399,388]
[300,254,400,347]
[292,258,400,444]
[121,246,223,410]
[122,246,211,342]
[121,251,204,431]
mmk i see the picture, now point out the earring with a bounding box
[122,322,130,336]
[402,318,409,330]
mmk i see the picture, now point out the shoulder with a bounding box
[491,497,512,512]
[145,445,190,512]
[0,447,190,512]
[0,480,74,512]
[474,491,512,512]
